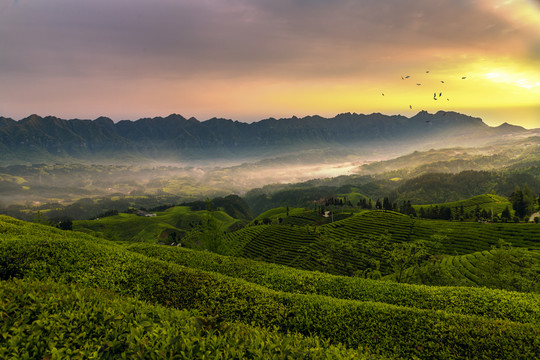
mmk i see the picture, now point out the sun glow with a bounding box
[485,71,540,90]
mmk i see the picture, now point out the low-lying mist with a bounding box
[0,157,369,210]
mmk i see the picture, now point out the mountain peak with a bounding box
[495,122,526,132]
[94,116,114,126]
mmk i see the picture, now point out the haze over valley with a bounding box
[1,110,538,212]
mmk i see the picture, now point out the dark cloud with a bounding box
[0,0,524,81]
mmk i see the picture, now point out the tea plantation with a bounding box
[215,209,540,278]
[1,215,539,359]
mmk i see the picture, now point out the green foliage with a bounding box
[475,244,540,292]
[414,194,512,220]
[301,232,391,277]
[0,278,366,360]
[73,206,238,244]
[127,242,540,324]
[2,216,540,359]
[213,209,540,277]
[388,241,430,283]
[393,243,540,293]
[182,195,252,220]
[510,185,536,219]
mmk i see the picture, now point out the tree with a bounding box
[56,218,73,231]
[382,197,392,211]
[440,206,452,220]
[510,185,534,219]
[501,206,511,222]
[387,241,429,283]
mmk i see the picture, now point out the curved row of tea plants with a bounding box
[126,242,540,323]
[0,278,368,360]
[389,248,540,293]
[410,219,540,254]
[240,225,318,266]
[323,211,413,244]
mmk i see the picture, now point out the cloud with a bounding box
[0,0,538,124]
[0,0,526,81]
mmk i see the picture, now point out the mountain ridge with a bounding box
[0,111,534,164]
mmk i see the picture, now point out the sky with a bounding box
[1,0,539,128]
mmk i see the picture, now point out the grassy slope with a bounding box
[413,194,512,216]
[73,206,238,242]
[1,215,539,359]
[254,207,306,221]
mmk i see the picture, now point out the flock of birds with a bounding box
[382,70,468,111]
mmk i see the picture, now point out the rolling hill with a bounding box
[73,205,242,244]
[212,209,540,277]
[1,215,539,359]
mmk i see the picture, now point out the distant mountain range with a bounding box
[0,111,535,164]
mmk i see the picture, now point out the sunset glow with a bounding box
[0,0,539,128]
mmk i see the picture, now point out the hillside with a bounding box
[1,215,539,359]
[210,209,540,278]
[384,247,540,292]
[74,202,247,244]
[413,194,512,218]
[0,111,533,164]
[245,168,540,213]
[358,136,540,177]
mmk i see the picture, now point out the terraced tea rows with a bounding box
[1,278,368,360]
[127,242,540,323]
[219,225,270,255]
[219,210,540,276]
[240,225,318,266]
[323,210,413,243]
[388,248,540,292]
[2,216,539,360]
[410,220,540,254]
